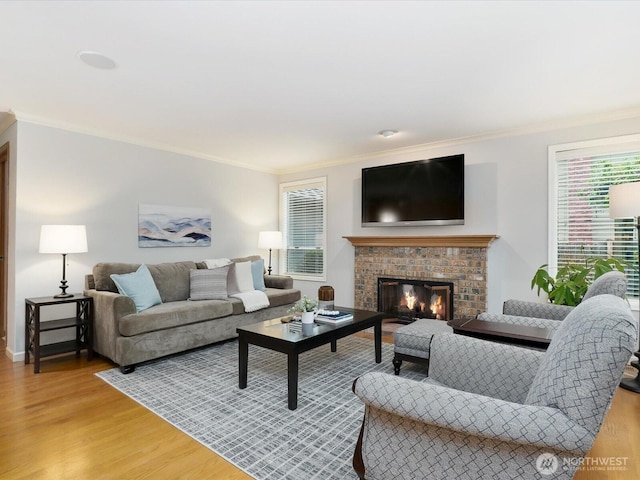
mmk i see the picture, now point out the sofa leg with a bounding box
[120,365,135,374]
[392,355,402,375]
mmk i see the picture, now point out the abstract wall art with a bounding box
[138,204,211,247]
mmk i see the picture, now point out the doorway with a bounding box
[0,142,7,340]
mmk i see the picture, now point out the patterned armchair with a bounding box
[352,294,637,480]
[477,270,628,331]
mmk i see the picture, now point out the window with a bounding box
[549,134,640,304]
[279,177,326,281]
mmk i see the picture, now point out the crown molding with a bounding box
[10,111,278,174]
[276,106,640,174]
[9,104,640,176]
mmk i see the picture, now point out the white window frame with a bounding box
[549,133,640,311]
[279,177,327,282]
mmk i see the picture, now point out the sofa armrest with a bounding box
[264,275,293,289]
[83,288,136,363]
[353,372,593,454]
[503,299,573,320]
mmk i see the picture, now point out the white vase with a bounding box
[301,311,315,324]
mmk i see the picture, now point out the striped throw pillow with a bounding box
[189,265,230,301]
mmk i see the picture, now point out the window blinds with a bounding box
[555,149,640,298]
[281,178,326,278]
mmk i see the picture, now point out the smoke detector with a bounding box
[378,130,398,138]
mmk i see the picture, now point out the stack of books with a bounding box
[315,309,354,325]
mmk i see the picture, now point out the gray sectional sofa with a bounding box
[84,255,300,373]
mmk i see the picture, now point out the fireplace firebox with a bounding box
[378,277,454,323]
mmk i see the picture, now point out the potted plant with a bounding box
[291,295,319,324]
[531,257,627,306]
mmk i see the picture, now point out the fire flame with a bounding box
[430,294,445,319]
[404,289,418,310]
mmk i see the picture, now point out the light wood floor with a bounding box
[1,336,638,479]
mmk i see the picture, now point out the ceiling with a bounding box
[2,1,640,174]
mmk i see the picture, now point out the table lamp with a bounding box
[258,231,282,275]
[609,182,640,393]
[39,225,88,298]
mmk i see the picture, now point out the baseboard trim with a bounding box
[5,346,24,362]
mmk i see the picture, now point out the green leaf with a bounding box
[531,265,554,295]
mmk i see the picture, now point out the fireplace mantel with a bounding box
[343,235,499,248]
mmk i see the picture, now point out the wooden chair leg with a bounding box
[352,378,366,479]
[392,354,402,375]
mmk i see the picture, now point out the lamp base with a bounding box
[54,292,74,299]
[55,278,72,298]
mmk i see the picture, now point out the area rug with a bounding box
[96,336,427,479]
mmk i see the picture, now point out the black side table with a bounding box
[25,294,93,373]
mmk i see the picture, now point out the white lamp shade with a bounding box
[258,231,282,249]
[609,182,640,219]
[39,225,88,254]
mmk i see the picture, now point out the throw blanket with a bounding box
[230,290,270,313]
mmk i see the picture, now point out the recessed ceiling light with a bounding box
[378,130,398,138]
[78,51,117,70]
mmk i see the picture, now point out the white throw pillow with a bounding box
[234,261,255,293]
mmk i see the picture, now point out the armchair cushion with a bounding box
[428,333,544,403]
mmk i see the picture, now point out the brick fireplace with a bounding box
[344,235,498,320]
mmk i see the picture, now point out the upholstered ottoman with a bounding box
[393,319,453,375]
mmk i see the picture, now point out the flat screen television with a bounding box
[361,154,464,227]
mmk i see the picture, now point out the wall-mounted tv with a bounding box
[361,154,464,227]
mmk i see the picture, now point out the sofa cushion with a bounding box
[94,263,140,292]
[110,264,162,313]
[189,266,230,300]
[147,261,197,302]
[118,299,234,336]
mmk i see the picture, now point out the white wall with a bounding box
[279,115,640,313]
[7,114,640,359]
[8,121,280,359]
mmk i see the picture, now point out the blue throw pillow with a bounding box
[110,264,162,312]
[251,259,266,291]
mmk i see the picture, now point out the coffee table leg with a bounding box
[331,339,337,352]
[374,320,382,363]
[239,336,248,389]
[288,352,299,410]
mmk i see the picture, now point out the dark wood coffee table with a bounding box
[447,318,553,349]
[237,307,383,410]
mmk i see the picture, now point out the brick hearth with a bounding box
[344,236,498,320]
